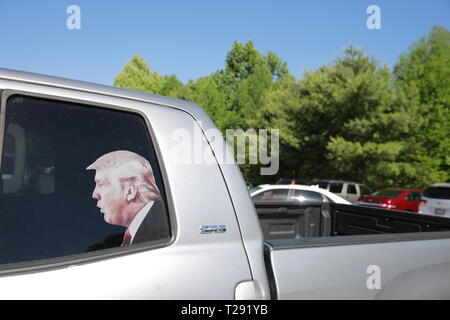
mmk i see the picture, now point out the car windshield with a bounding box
[372,190,403,198]
[424,187,450,200]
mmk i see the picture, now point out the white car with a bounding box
[250,184,351,205]
[419,183,450,218]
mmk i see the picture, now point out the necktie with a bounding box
[121,229,132,247]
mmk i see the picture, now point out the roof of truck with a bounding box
[0,68,204,117]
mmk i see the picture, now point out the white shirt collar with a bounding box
[128,201,154,241]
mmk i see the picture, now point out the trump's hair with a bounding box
[86,150,161,203]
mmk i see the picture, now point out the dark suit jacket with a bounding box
[86,200,170,251]
[132,200,170,245]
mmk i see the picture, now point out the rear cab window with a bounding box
[0,95,171,266]
[424,187,450,200]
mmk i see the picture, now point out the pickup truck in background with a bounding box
[0,68,449,300]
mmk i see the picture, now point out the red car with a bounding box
[357,189,424,212]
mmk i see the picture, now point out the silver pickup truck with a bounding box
[0,68,449,300]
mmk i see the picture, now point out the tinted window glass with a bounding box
[413,192,423,201]
[424,187,450,200]
[1,135,15,177]
[329,183,343,193]
[372,189,403,198]
[407,192,422,201]
[290,190,324,203]
[252,189,289,201]
[360,185,372,196]
[0,95,170,265]
[347,184,357,194]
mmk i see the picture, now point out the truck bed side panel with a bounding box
[266,234,450,299]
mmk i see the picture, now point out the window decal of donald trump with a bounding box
[87,150,169,247]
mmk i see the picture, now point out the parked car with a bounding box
[419,183,450,218]
[357,189,423,212]
[1,69,450,299]
[251,184,351,204]
[308,180,372,203]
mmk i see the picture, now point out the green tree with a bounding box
[220,41,292,182]
[114,54,182,96]
[259,76,302,180]
[220,41,292,129]
[394,26,450,182]
[173,76,230,132]
[160,74,183,96]
[266,46,428,189]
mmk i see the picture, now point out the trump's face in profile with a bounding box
[87,150,162,228]
[91,169,127,226]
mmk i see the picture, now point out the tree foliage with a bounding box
[114,27,450,188]
[394,26,450,183]
[114,54,182,96]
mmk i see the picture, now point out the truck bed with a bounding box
[256,201,450,299]
[254,201,450,239]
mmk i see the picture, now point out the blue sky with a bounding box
[0,0,449,85]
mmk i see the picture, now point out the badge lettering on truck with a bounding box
[200,225,227,234]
